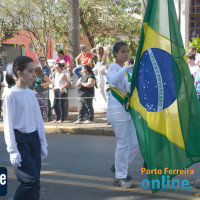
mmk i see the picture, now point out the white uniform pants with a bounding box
[107,109,139,179]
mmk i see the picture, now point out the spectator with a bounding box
[73,45,93,78]
[75,65,96,124]
[188,46,200,65]
[187,53,199,81]
[53,63,69,123]
[31,67,51,122]
[39,56,52,118]
[39,57,50,77]
[91,45,107,88]
[60,60,71,119]
[54,49,72,74]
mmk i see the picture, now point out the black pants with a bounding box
[78,98,94,121]
[13,130,41,200]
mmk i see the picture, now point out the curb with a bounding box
[0,124,115,136]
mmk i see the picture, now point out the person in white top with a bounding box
[106,42,139,188]
[52,62,69,123]
[187,52,199,81]
[3,56,48,200]
[188,46,200,65]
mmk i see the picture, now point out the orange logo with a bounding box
[195,193,200,197]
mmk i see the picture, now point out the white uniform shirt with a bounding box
[3,86,48,154]
[106,63,131,119]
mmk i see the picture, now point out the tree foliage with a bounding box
[0,19,19,43]
[80,0,141,56]
[0,0,67,60]
[190,35,200,53]
[0,0,142,60]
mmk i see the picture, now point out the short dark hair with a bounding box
[83,64,93,75]
[112,41,128,58]
[187,53,195,60]
[55,62,64,68]
[80,45,86,51]
[13,56,34,78]
[39,56,46,61]
[57,49,64,55]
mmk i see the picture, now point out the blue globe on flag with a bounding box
[136,48,179,112]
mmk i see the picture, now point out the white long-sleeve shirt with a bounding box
[106,63,132,119]
[3,86,48,154]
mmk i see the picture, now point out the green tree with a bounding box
[79,0,141,56]
[0,0,67,61]
[0,19,19,43]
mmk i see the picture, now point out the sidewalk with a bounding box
[0,112,115,136]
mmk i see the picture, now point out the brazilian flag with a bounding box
[129,0,200,192]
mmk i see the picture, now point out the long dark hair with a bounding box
[13,56,34,78]
[97,46,104,60]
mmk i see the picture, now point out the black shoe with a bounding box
[113,177,135,188]
[110,164,132,180]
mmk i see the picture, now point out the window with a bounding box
[189,0,200,39]
[29,43,34,51]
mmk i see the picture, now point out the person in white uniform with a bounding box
[106,42,139,188]
[3,56,48,200]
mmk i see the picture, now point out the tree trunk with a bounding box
[67,0,80,69]
[80,9,95,48]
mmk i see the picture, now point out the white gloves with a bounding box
[41,146,48,160]
[124,65,134,73]
[10,152,22,167]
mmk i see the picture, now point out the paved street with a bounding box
[1,132,200,200]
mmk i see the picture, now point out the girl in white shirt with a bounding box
[3,56,48,200]
[106,42,139,188]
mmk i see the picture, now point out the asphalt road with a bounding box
[0,132,200,200]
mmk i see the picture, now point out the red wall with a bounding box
[3,30,53,64]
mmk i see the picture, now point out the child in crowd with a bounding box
[3,56,48,200]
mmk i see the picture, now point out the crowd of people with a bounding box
[2,44,110,124]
